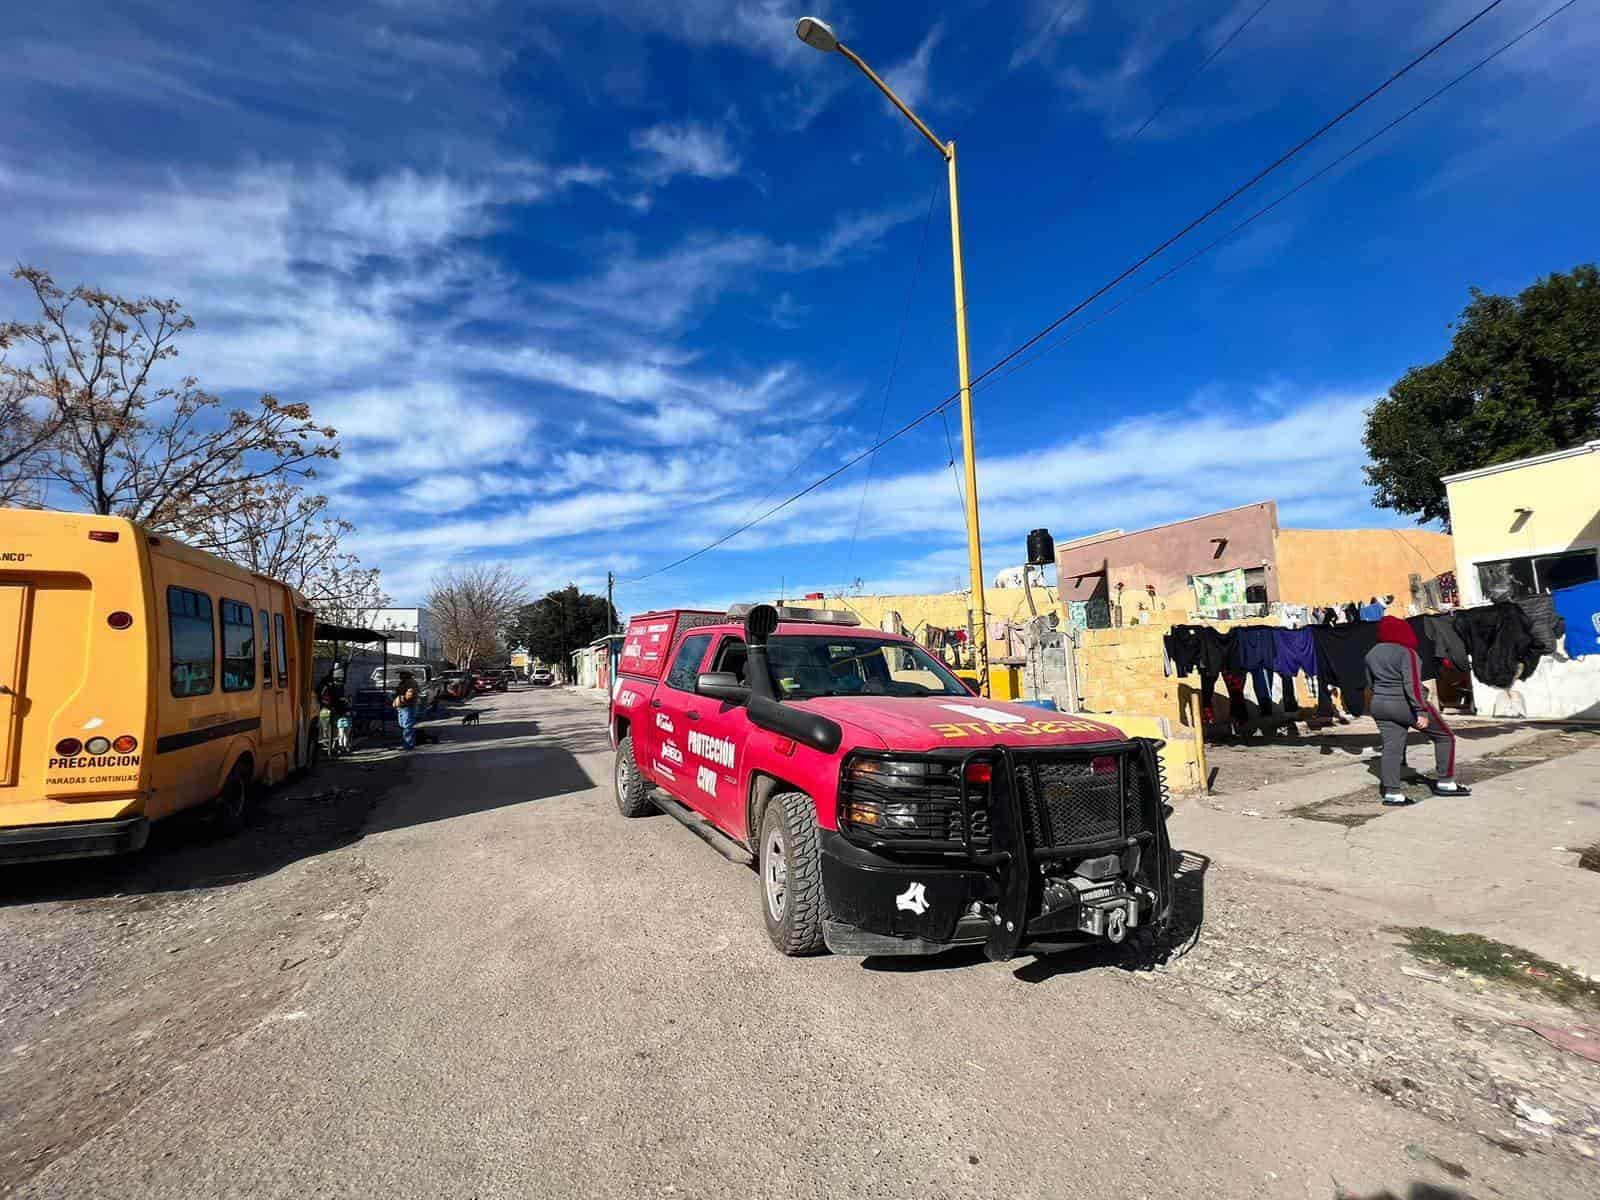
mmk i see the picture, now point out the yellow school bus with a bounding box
[0,508,319,863]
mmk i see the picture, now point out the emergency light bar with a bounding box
[726,603,861,627]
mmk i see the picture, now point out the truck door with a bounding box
[646,632,712,807]
[0,584,30,787]
[685,634,751,836]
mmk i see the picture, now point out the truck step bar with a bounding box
[649,790,755,867]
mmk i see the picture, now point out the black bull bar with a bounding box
[841,738,1175,961]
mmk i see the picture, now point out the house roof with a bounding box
[1441,440,1600,485]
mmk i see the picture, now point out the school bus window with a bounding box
[220,599,256,692]
[259,608,272,687]
[168,586,215,698]
[273,612,288,687]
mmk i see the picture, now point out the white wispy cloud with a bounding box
[630,119,742,183]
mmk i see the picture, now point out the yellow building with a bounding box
[1443,440,1600,606]
[1443,440,1600,719]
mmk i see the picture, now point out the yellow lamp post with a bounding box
[796,16,991,694]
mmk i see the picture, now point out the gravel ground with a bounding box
[1117,858,1600,1170]
[0,755,404,1193]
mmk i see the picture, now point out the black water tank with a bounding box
[1026,528,1055,566]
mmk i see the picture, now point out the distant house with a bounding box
[368,607,441,661]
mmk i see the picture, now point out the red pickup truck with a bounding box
[610,603,1174,960]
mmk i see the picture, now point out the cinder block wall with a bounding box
[1073,621,1206,794]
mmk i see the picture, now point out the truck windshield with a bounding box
[765,635,971,700]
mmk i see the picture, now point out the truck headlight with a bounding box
[839,756,990,843]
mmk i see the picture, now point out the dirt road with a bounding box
[4,687,1595,1198]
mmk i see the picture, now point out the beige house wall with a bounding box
[1274,528,1455,614]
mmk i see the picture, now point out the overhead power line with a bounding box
[982,0,1584,389]
[618,0,1512,586]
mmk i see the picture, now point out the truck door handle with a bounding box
[650,698,662,708]
[686,710,701,721]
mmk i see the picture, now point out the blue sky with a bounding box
[5,0,1597,614]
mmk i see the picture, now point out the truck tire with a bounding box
[613,735,654,818]
[758,791,829,956]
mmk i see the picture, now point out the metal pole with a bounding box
[607,571,615,634]
[947,140,989,695]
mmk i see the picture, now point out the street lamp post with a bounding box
[796,17,990,693]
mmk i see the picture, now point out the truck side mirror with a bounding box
[696,672,750,705]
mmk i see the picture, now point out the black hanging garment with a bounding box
[1194,627,1240,716]
[1423,613,1471,672]
[1454,603,1540,689]
[1514,595,1566,657]
[1406,616,1440,682]
[1311,622,1380,716]
[1163,626,1206,676]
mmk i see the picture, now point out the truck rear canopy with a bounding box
[618,610,722,681]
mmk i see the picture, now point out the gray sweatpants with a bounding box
[1371,695,1456,792]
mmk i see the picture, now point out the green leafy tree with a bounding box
[504,586,617,669]
[1363,265,1600,527]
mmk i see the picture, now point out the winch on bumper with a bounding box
[820,740,1173,960]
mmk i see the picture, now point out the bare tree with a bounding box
[0,338,63,506]
[0,266,337,524]
[184,480,389,623]
[425,564,528,669]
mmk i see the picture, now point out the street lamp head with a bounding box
[795,16,839,53]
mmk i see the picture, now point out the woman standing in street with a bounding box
[393,670,420,751]
[1365,616,1469,805]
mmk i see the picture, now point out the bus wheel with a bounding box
[212,764,252,836]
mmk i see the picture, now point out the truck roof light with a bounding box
[725,603,860,627]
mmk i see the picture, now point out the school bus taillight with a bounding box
[113,735,139,754]
[107,611,134,629]
[87,530,119,542]
[55,738,83,756]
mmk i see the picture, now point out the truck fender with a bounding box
[746,771,807,850]
[612,713,629,750]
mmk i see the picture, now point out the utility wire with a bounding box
[980,0,1582,390]
[843,181,942,576]
[618,0,1509,586]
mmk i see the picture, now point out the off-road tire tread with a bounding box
[764,791,829,956]
[614,735,654,817]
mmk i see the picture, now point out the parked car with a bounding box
[439,670,475,702]
[370,665,442,711]
[531,666,554,687]
[608,604,1173,960]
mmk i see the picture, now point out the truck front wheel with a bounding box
[613,735,654,818]
[759,791,829,956]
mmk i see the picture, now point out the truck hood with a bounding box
[791,696,1127,753]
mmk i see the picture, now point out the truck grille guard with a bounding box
[840,739,1174,962]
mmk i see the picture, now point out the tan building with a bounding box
[1443,440,1600,719]
[1054,501,1453,622]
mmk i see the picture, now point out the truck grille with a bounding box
[1014,757,1123,848]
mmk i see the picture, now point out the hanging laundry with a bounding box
[1514,594,1566,654]
[1343,603,1361,624]
[1272,627,1319,680]
[1312,622,1380,716]
[1405,615,1440,682]
[1437,570,1460,608]
[1163,627,1206,676]
[1423,613,1471,672]
[1454,603,1541,689]
[1235,626,1277,718]
[1552,580,1600,658]
[1359,598,1387,621]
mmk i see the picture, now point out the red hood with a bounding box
[792,696,1127,753]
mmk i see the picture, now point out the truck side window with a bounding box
[168,586,215,698]
[711,636,748,685]
[665,633,713,693]
[219,600,256,692]
[259,608,272,687]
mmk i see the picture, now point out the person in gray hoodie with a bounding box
[1365,616,1470,805]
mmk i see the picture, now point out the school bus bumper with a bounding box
[0,816,150,864]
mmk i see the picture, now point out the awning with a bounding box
[314,622,392,643]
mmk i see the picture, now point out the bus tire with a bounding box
[613,735,653,818]
[212,762,252,836]
[759,791,829,956]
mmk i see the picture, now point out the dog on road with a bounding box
[461,710,481,726]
